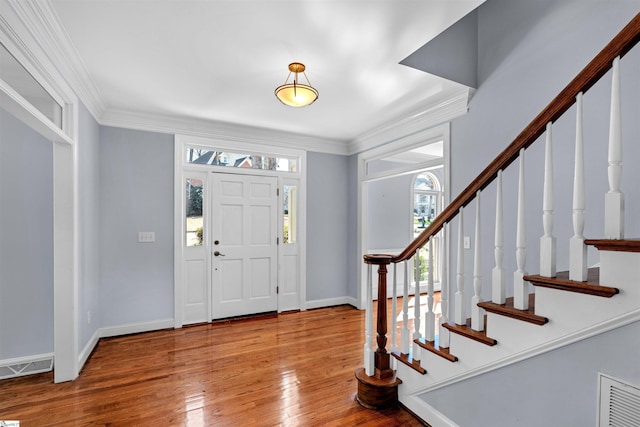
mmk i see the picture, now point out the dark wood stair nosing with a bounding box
[391,351,427,375]
[525,268,619,298]
[415,338,459,362]
[584,238,640,253]
[442,316,497,347]
[477,294,548,326]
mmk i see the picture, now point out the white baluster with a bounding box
[424,239,436,341]
[514,149,529,310]
[390,263,398,364]
[471,191,484,331]
[401,260,410,354]
[492,170,506,304]
[540,122,557,277]
[364,264,374,376]
[455,208,466,325]
[570,93,588,282]
[439,224,450,348]
[605,56,624,239]
[412,249,422,361]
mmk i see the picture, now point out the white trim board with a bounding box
[401,309,640,397]
[399,394,459,427]
[77,329,100,373]
[100,319,175,339]
[306,297,358,310]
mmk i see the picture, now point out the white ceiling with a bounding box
[49,0,482,142]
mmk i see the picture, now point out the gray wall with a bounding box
[0,107,54,359]
[98,126,174,327]
[420,321,640,427]
[421,0,640,422]
[77,102,101,351]
[306,151,350,301]
[367,174,413,250]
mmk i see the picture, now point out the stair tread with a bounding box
[478,294,548,325]
[525,268,619,298]
[391,350,427,374]
[584,238,640,252]
[443,316,497,346]
[415,338,458,362]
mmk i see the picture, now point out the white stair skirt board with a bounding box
[395,249,640,397]
[399,394,460,427]
[0,353,54,380]
[397,309,640,397]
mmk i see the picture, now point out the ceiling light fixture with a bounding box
[275,62,318,107]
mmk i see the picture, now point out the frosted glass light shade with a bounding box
[275,83,318,107]
[275,62,318,107]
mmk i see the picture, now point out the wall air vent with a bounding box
[0,355,53,380]
[598,374,640,427]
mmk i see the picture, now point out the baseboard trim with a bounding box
[99,318,175,338]
[78,329,100,373]
[306,296,358,310]
[399,394,459,427]
[0,353,54,380]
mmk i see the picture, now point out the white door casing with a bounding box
[211,173,278,319]
[357,123,451,309]
[174,134,307,327]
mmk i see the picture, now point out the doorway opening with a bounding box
[358,123,450,309]
[174,135,307,327]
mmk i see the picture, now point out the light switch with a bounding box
[138,231,156,243]
[464,236,471,249]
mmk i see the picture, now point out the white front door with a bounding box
[210,173,278,319]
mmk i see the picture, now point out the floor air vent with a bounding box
[0,355,53,380]
[598,374,640,427]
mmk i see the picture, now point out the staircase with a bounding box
[356,12,640,426]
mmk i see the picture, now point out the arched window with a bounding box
[413,172,442,284]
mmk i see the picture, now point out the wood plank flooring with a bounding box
[0,305,424,426]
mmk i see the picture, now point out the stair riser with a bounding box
[599,251,640,293]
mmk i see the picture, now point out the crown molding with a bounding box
[0,1,69,104]
[6,0,106,119]
[3,0,471,158]
[347,87,473,155]
[101,108,350,155]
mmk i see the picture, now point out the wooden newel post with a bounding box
[355,254,401,409]
[374,260,393,378]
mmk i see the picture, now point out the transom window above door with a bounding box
[185,146,298,173]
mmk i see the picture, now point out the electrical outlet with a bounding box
[464,236,471,249]
[87,310,92,325]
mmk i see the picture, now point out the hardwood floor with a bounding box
[0,305,425,426]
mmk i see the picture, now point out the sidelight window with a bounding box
[185,178,204,247]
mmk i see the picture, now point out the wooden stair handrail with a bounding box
[393,12,640,263]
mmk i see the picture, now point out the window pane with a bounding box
[414,174,436,191]
[185,147,297,172]
[185,178,203,247]
[414,193,436,235]
[283,185,297,244]
[0,42,63,128]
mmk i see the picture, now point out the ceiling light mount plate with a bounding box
[275,62,318,107]
[288,62,306,73]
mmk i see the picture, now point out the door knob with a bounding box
[214,251,225,257]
